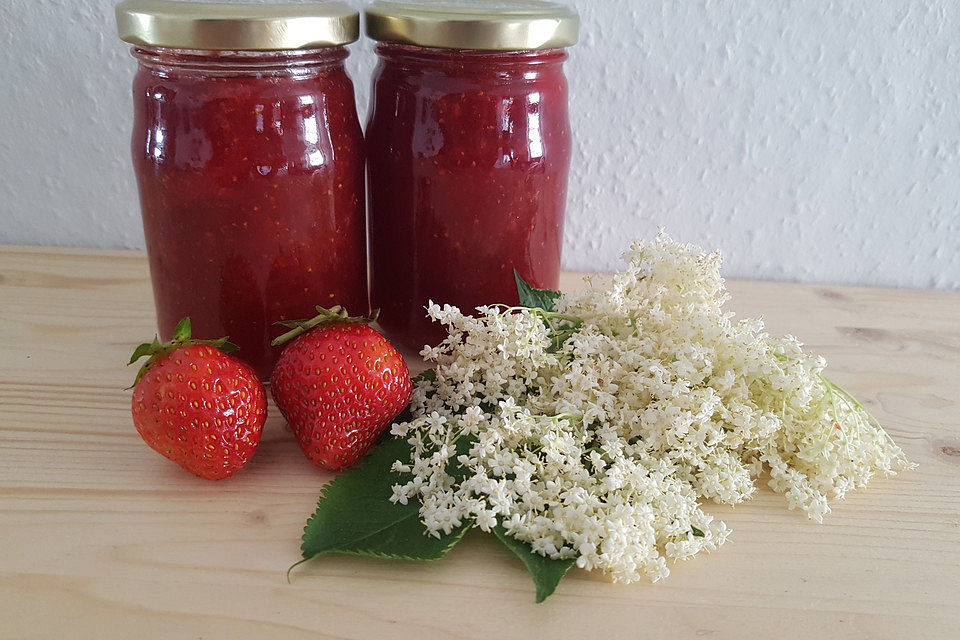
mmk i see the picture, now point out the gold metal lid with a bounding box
[115,0,360,51]
[365,1,579,51]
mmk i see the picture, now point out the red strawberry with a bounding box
[270,306,412,471]
[128,318,267,480]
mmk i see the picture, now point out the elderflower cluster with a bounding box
[389,233,913,584]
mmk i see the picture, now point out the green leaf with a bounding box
[390,371,434,426]
[272,305,375,347]
[514,270,561,312]
[172,317,191,342]
[213,338,239,353]
[691,526,705,537]
[125,323,238,390]
[493,525,575,602]
[300,436,468,562]
[126,336,163,388]
[413,368,437,384]
[127,340,156,365]
[447,434,478,483]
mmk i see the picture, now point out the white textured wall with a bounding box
[2,1,958,289]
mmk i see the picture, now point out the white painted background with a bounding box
[1,1,958,289]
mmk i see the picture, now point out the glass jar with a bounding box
[364,1,579,351]
[116,1,367,379]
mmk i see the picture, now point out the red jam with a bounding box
[131,47,366,379]
[366,44,572,350]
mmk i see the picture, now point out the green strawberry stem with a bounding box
[271,305,380,347]
[127,317,238,388]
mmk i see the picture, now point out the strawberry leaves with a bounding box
[271,305,380,347]
[127,317,237,387]
[172,316,192,342]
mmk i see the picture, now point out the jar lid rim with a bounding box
[365,1,579,51]
[115,0,360,51]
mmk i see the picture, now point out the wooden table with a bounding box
[1,245,958,639]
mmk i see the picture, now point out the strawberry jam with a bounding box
[366,44,573,351]
[130,46,366,379]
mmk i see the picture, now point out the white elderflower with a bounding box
[390,232,914,583]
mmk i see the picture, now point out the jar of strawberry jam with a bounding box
[116,0,367,379]
[364,1,579,351]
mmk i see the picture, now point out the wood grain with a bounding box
[1,245,958,639]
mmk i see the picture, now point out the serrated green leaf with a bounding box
[493,525,575,602]
[514,270,561,312]
[301,436,468,562]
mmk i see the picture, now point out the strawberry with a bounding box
[128,318,267,480]
[270,306,412,471]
